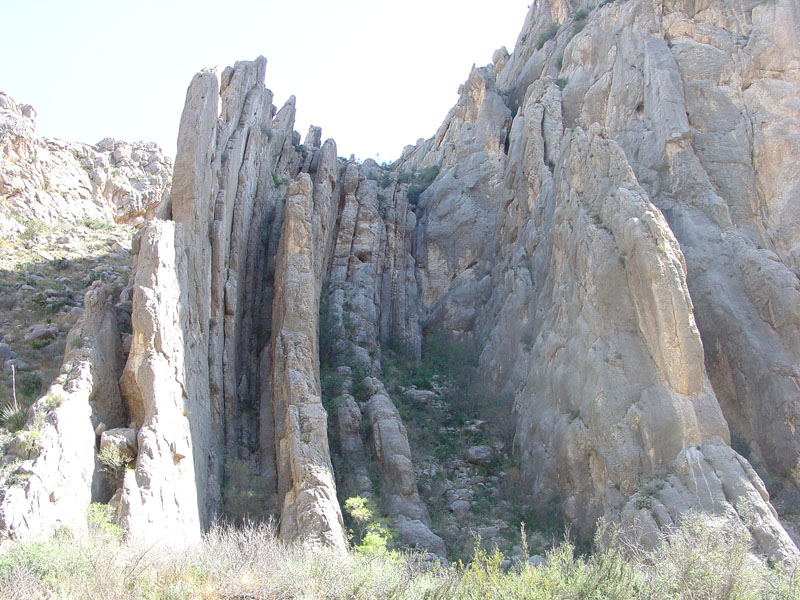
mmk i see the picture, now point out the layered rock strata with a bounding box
[1,0,799,563]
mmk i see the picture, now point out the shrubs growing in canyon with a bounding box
[343,496,398,558]
[97,444,133,482]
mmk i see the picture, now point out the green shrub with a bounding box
[87,502,123,542]
[53,256,72,270]
[536,23,560,49]
[556,77,569,90]
[28,337,51,350]
[41,392,64,411]
[0,402,27,432]
[17,372,42,399]
[19,220,46,241]
[350,373,372,403]
[15,428,42,456]
[271,172,289,187]
[397,170,415,184]
[397,165,441,205]
[82,217,113,231]
[574,7,590,20]
[415,165,441,187]
[343,496,397,557]
[1,372,43,432]
[0,539,89,589]
[97,443,132,480]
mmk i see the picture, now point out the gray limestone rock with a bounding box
[0,343,15,362]
[23,326,58,342]
[393,515,447,556]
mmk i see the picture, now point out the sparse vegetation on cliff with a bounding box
[398,165,440,204]
[535,23,560,50]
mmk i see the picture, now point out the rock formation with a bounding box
[0,91,171,236]
[0,284,124,538]
[1,0,799,564]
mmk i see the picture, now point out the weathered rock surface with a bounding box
[0,91,171,236]
[271,174,346,552]
[471,0,800,559]
[1,0,799,564]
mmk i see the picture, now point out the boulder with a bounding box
[464,445,494,466]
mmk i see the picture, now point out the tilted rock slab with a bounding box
[362,378,446,555]
[271,175,346,552]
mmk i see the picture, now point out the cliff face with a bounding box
[478,0,800,556]
[1,0,799,562]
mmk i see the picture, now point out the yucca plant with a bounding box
[1,401,28,432]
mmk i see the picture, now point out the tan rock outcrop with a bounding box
[110,58,352,550]
[117,220,203,546]
[466,0,800,558]
[271,174,346,552]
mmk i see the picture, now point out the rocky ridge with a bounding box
[1,0,799,565]
[0,91,171,236]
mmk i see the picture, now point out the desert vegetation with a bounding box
[0,219,133,432]
[0,507,797,599]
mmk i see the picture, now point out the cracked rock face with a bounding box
[1,0,799,563]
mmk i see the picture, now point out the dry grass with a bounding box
[0,513,797,599]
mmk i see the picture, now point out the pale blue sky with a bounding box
[1,1,527,161]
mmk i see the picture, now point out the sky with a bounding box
[1,0,529,162]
